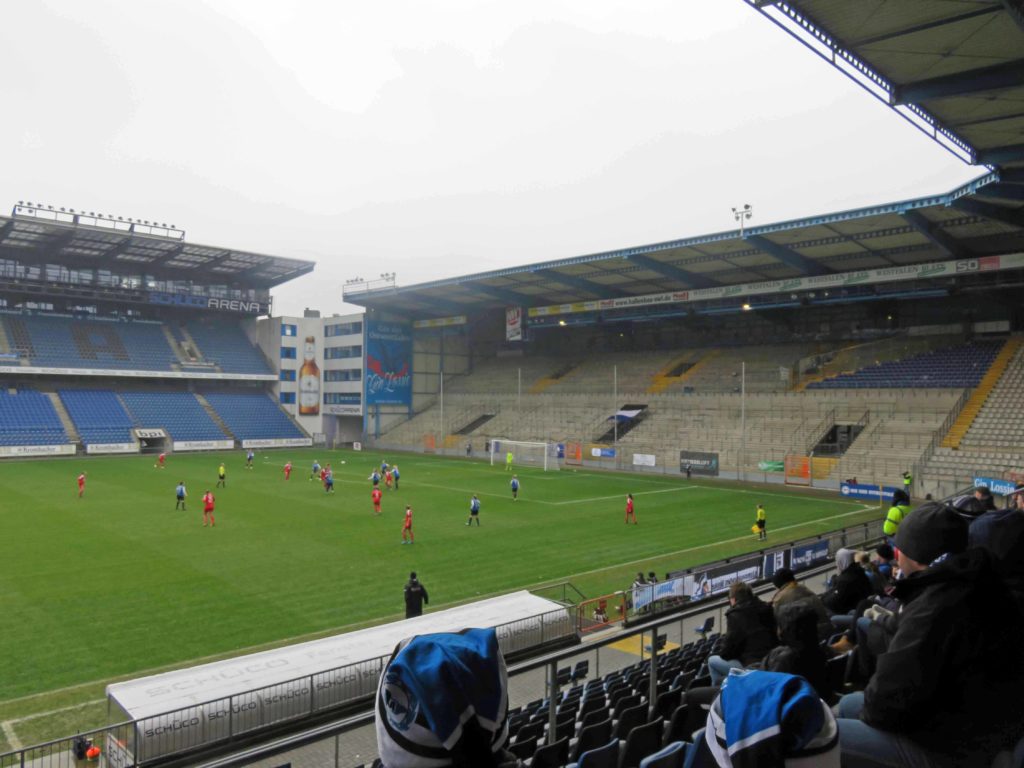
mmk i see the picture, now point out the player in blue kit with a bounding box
[510,475,520,501]
[466,494,481,526]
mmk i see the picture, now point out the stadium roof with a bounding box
[346,0,1024,320]
[344,173,1024,319]
[0,206,315,288]
[746,1,1024,177]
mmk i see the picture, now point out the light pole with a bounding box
[732,204,753,237]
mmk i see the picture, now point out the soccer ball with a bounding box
[341,460,346,464]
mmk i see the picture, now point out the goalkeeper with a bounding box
[505,450,514,471]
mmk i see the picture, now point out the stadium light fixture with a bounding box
[732,204,753,237]
[558,319,567,326]
[742,303,752,311]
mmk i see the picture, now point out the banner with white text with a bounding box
[365,320,412,406]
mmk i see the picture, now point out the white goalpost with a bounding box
[489,439,561,471]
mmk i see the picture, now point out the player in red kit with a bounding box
[156,452,166,469]
[372,487,383,515]
[202,490,216,527]
[625,493,636,524]
[385,469,393,490]
[320,466,328,489]
[401,505,414,544]
[77,472,87,498]
[284,461,292,480]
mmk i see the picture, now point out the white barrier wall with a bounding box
[0,444,76,458]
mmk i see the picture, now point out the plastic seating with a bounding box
[613,702,648,742]
[119,392,227,441]
[639,741,688,768]
[620,720,664,768]
[530,736,569,768]
[185,322,271,374]
[569,738,619,768]
[571,717,613,763]
[0,390,68,446]
[202,392,304,440]
[59,389,133,446]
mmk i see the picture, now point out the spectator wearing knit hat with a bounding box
[836,502,1024,767]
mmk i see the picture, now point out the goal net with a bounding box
[489,439,561,471]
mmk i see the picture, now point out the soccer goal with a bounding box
[489,439,561,471]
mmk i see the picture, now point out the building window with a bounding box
[281,324,297,337]
[324,369,362,382]
[324,345,362,359]
[325,321,363,337]
[280,369,296,382]
[280,392,296,405]
[281,346,297,359]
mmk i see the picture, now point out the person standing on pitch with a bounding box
[202,489,216,527]
[467,494,481,526]
[216,462,226,488]
[404,571,429,618]
[902,470,913,495]
[505,450,514,471]
[77,471,87,499]
[756,503,767,541]
[245,449,255,470]
[175,481,187,510]
[392,464,400,490]
[372,485,383,515]
[625,493,637,524]
[510,475,520,501]
[284,460,292,480]
[402,505,414,544]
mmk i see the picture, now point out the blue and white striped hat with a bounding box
[375,628,510,768]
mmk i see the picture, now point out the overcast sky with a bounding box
[1,0,984,317]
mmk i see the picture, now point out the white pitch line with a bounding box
[552,486,700,505]
[553,505,880,582]
[1,720,22,750]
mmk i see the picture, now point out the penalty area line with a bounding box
[553,486,701,505]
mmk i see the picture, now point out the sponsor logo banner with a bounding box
[413,315,467,329]
[353,442,362,451]
[365,321,412,406]
[974,476,1018,496]
[632,453,656,467]
[758,460,785,472]
[0,444,75,457]
[679,450,719,476]
[505,306,523,342]
[762,550,790,581]
[1,366,274,381]
[791,540,830,571]
[590,446,616,458]
[135,428,168,439]
[149,292,266,315]
[323,404,362,416]
[678,556,762,600]
[840,482,900,500]
[172,440,234,452]
[86,443,139,454]
[527,253,1024,318]
[241,438,313,449]
[632,577,687,610]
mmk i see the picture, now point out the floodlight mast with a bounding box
[732,204,753,238]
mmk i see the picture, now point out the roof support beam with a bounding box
[745,235,830,276]
[895,59,1024,104]
[853,7,1001,47]
[474,284,535,306]
[626,254,719,289]
[977,143,1024,165]
[537,269,629,298]
[902,210,968,258]
[951,198,1024,228]
[977,183,1024,202]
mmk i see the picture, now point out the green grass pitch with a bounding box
[0,448,877,724]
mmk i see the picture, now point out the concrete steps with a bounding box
[941,336,1023,449]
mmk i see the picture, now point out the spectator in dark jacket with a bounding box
[769,567,832,640]
[762,600,831,701]
[823,549,873,615]
[404,572,429,619]
[968,484,1024,614]
[706,581,777,685]
[836,503,1024,767]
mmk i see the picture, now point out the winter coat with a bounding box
[822,563,873,615]
[719,594,778,666]
[860,549,1024,767]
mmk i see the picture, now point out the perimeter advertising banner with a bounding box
[680,450,719,476]
[506,307,523,341]
[365,320,412,406]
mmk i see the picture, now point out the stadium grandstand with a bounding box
[4,1,1024,768]
[0,204,316,455]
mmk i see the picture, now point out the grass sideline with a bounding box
[0,448,877,747]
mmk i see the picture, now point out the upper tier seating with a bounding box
[1,314,178,372]
[0,390,69,446]
[58,389,134,446]
[186,322,271,375]
[808,341,1001,389]
[0,313,272,376]
[119,392,228,442]
[202,392,306,440]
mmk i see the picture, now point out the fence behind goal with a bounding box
[489,439,561,470]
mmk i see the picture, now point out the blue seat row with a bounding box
[808,342,1001,390]
[202,392,305,440]
[0,390,70,446]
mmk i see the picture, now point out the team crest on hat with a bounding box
[383,670,418,732]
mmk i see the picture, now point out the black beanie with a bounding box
[895,503,968,566]
[771,567,796,589]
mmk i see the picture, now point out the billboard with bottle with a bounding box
[298,335,321,416]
